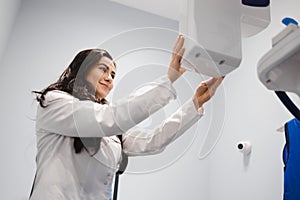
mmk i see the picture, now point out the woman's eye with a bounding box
[98,66,108,72]
[111,74,115,79]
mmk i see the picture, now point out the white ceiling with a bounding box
[109,0,270,37]
[0,0,270,62]
[0,0,180,62]
[109,0,182,21]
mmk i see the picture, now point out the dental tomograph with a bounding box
[110,0,271,77]
[179,0,270,77]
[257,19,300,120]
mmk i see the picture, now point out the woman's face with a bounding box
[86,56,116,99]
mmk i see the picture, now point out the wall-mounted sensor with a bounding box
[237,141,252,154]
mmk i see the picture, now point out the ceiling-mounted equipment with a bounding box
[179,0,242,77]
[258,22,300,96]
[258,19,300,120]
[110,0,271,77]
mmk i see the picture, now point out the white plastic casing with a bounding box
[179,0,242,77]
[257,24,300,96]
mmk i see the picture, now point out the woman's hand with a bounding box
[168,35,186,83]
[193,77,224,110]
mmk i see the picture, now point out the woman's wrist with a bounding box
[192,96,205,115]
[192,95,203,110]
[167,69,179,83]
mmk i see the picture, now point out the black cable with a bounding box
[113,174,120,200]
[113,135,128,200]
[275,91,300,121]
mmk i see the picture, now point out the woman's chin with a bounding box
[96,92,108,99]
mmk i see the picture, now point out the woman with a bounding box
[30,35,223,200]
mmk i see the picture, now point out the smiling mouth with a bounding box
[99,82,109,89]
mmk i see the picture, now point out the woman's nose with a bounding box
[104,73,113,83]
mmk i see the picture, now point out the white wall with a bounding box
[0,0,299,200]
[0,0,21,62]
[209,0,300,200]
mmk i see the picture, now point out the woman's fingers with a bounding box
[204,77,218,87]
[178,47,185,58]
[204,77,223,88]
[193,77,224,109]
[196,82,208,95]
[172,35,180,51]
[209,77,223,93]
[205,77,223,98]
[168,35,186,83]
[173,35,184,53]
[171,38,185,70]
[173,47,185,65]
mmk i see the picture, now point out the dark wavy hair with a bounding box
[33,48,116,155]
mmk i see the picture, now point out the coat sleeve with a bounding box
[36,75,176,137]
[121,99,204,156]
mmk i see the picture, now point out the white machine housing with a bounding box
[258,23,300,96]
[179,0,242,77]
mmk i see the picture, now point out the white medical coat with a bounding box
[30,76,204,200]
